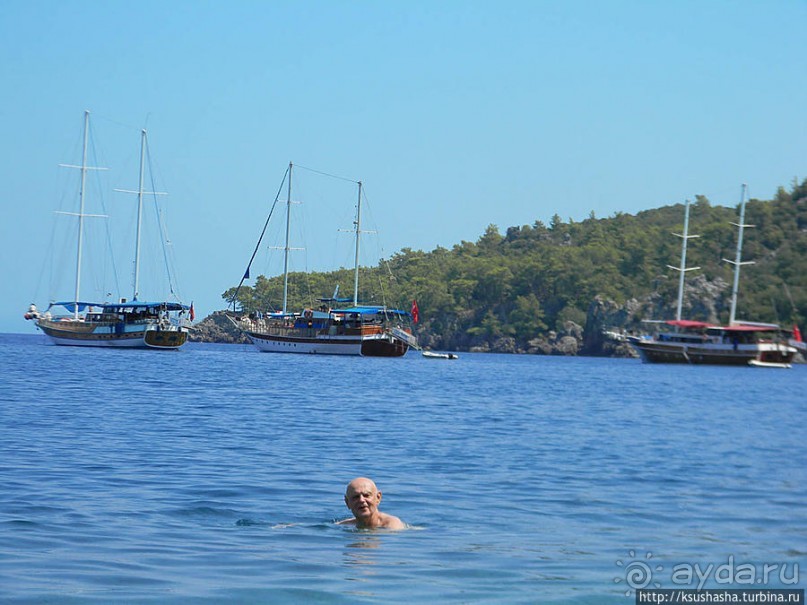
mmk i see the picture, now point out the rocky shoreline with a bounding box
[187,311,250,344]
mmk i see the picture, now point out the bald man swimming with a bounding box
[336,477,406,530]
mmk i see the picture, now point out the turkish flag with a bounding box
[189,303,196,322]
[411,300,419,324]
[794,324,803,342]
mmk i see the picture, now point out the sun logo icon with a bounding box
[614,550,663,596]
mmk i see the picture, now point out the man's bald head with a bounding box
[345,477,378,498]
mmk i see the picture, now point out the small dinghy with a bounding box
[422,351,458,360]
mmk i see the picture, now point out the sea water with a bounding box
[1,333,805,604]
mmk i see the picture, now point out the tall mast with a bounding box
[668,199,700,322]
[725,184,754,325]
[114,129,166,302]
[352,181,362,306]
[72,110,91,319]
[59,111,107,316]
[282,162,293,314]
[132,129,146,301]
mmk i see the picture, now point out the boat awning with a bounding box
[334,306,412,319]
[714,324,782,333]
[99,301,190,312]
[49,301,104,313]
[730,321,782,330]
[665,319,714,329]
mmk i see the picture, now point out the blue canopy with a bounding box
[336,306,412,318]
[49,301,189,312]
[100,301,190,312]
[49,301,104,313]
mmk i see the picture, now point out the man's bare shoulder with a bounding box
[334,514,407,530]
[378,513,407,530]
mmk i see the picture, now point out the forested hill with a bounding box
[222,179,807,354]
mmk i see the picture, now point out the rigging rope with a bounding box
[229,165,290,311]
[146,138,178,299]
[358,186,393,309]
[295,163,358,184]
[88,123,121,302]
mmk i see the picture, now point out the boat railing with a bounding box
[756,336,789,345]
[657,332,708,344]
[240,318,308,336]
[43,314,79,323]
[48,312,121,324]
[126,317,158,325]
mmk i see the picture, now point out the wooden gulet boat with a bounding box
[628,188,797,367]
[230,162,417,357]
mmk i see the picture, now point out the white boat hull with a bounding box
[246,327,409,357]
[248,332,363,355]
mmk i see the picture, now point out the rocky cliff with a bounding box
[188,311,249,344]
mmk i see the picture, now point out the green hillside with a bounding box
[223,179,807,353]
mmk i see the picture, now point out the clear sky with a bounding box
[2,0,805,333]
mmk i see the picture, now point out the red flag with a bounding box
[189,303,195,321]
[794,324,803,342]
[411,299,419,324]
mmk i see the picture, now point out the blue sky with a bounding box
[2,1,805,333]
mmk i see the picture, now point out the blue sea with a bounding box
[1,333,805,604]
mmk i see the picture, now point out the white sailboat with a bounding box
[25,111,191,348]
[230,162,417,356]
[629,187,796,367]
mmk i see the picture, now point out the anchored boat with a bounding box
[628,188,796,367]
[27,301,190,349]
[230,162,416,357]
[25,112,191,349]
[629,320,795,366]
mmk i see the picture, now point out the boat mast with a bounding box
[132,129,147,301]
[352,181,362,306]
[282,161,293,314]
[59,111,108,317]
[72,110,91,319]
[114,129,166,303]
[725,184,754,325]
[668,199,700,322]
